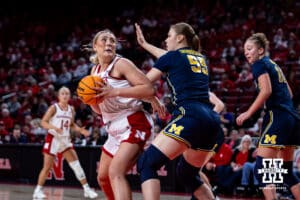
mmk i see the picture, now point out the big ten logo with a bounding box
[47,153,65,180]
[0,158,12,170]
[168,124,184,135]
[95,162,168,177]
[264,134,277,145]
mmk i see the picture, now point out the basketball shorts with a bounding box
[102,111,154,157]
[162,102,220,151]
[259,109,300,148]
[43,134,73,156]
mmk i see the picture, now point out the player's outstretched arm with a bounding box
[135,23,167,58]
[236,73,272,126]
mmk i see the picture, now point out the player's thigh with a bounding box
[183,149,214,168]
[277,147,296,161]
[152,133,187,160]
[257,146,279,158]
[109,142,141,175]
[62,148,79,163]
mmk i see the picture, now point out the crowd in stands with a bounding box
[0,0,300,196]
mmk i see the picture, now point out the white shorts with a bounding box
[102,111,154,157]
[43,134,73,156]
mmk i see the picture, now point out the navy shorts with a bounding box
[162,102,220,151]
[259,109,300,148]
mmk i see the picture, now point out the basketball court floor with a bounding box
[0,183,264,200]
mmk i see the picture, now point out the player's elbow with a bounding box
[145,84,155,97]
[40,120,47,129]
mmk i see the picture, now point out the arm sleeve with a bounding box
[251,60,268,80]
[153,51,177,73]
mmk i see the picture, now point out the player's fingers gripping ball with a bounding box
[77,75,104,105]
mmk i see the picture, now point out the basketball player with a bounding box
[87,29,162,200]
[135,22,221,200]
[236,33,300,200]
[33,87,98,199]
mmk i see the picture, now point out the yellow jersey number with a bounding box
[270,59,287,83]
[187,54,208,75]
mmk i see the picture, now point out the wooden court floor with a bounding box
[0,183,263,200]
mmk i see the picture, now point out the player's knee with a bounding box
[69,160,86,181]
[97,171,109,186]
[176,156,203,192]
[283,161,300,188]
[137,145,169,183]
[108,165,124,181]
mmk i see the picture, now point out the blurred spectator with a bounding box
[9,124,27,143]
[73,57,89,81]
[56,63,72,87]
[0,121,9,143]
[7,95,21,118]
[226,129,240,149]
[217,135,256,194]
[0,108,14,131]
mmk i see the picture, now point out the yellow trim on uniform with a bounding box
[162,106,190,146]
[259,111,274,145]
[163,131,191,147]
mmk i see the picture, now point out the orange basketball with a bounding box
[76,75,104,105]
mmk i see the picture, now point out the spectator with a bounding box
[56,63,72,87]
[226,129,240,149]
[0,120,9,143]
[9,124,27,143]
[217,135,256,194]
[0,108,14,131]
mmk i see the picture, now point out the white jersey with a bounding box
[48,103,73,137]
[92,56,143,123]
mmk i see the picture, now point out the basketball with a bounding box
[76,75,104,105]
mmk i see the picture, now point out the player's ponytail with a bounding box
[247,33,269,54]
[171,22,201,52]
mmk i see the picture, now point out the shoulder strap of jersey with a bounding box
[106,55,121,73]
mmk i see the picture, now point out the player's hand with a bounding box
[236,111,251,126]
[94,81,118,99]
[54,127,63,134]
[80,127,90,137]
[150,97,166,118]
[135,23,148,47]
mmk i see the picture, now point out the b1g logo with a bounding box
[258,158,288,184]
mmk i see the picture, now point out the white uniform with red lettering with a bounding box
[92,56,154,156]
[43,103,73,156]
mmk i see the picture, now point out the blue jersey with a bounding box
[154,47,210,106]
[251,56,298,118]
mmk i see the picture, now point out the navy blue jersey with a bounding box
[153,47,210,106]
[251,56,298,118]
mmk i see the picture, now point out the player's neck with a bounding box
[58,102,68,110]
[98,55,114,72]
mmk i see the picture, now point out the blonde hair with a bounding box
[85,29,116,65]
[58,86,70,96]
[171,22,200,52]
[246,33,269,54]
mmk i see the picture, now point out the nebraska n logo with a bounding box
[47,153,65,180]
[258,158,288,184]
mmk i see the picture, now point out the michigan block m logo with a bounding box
[258,158,288,184]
